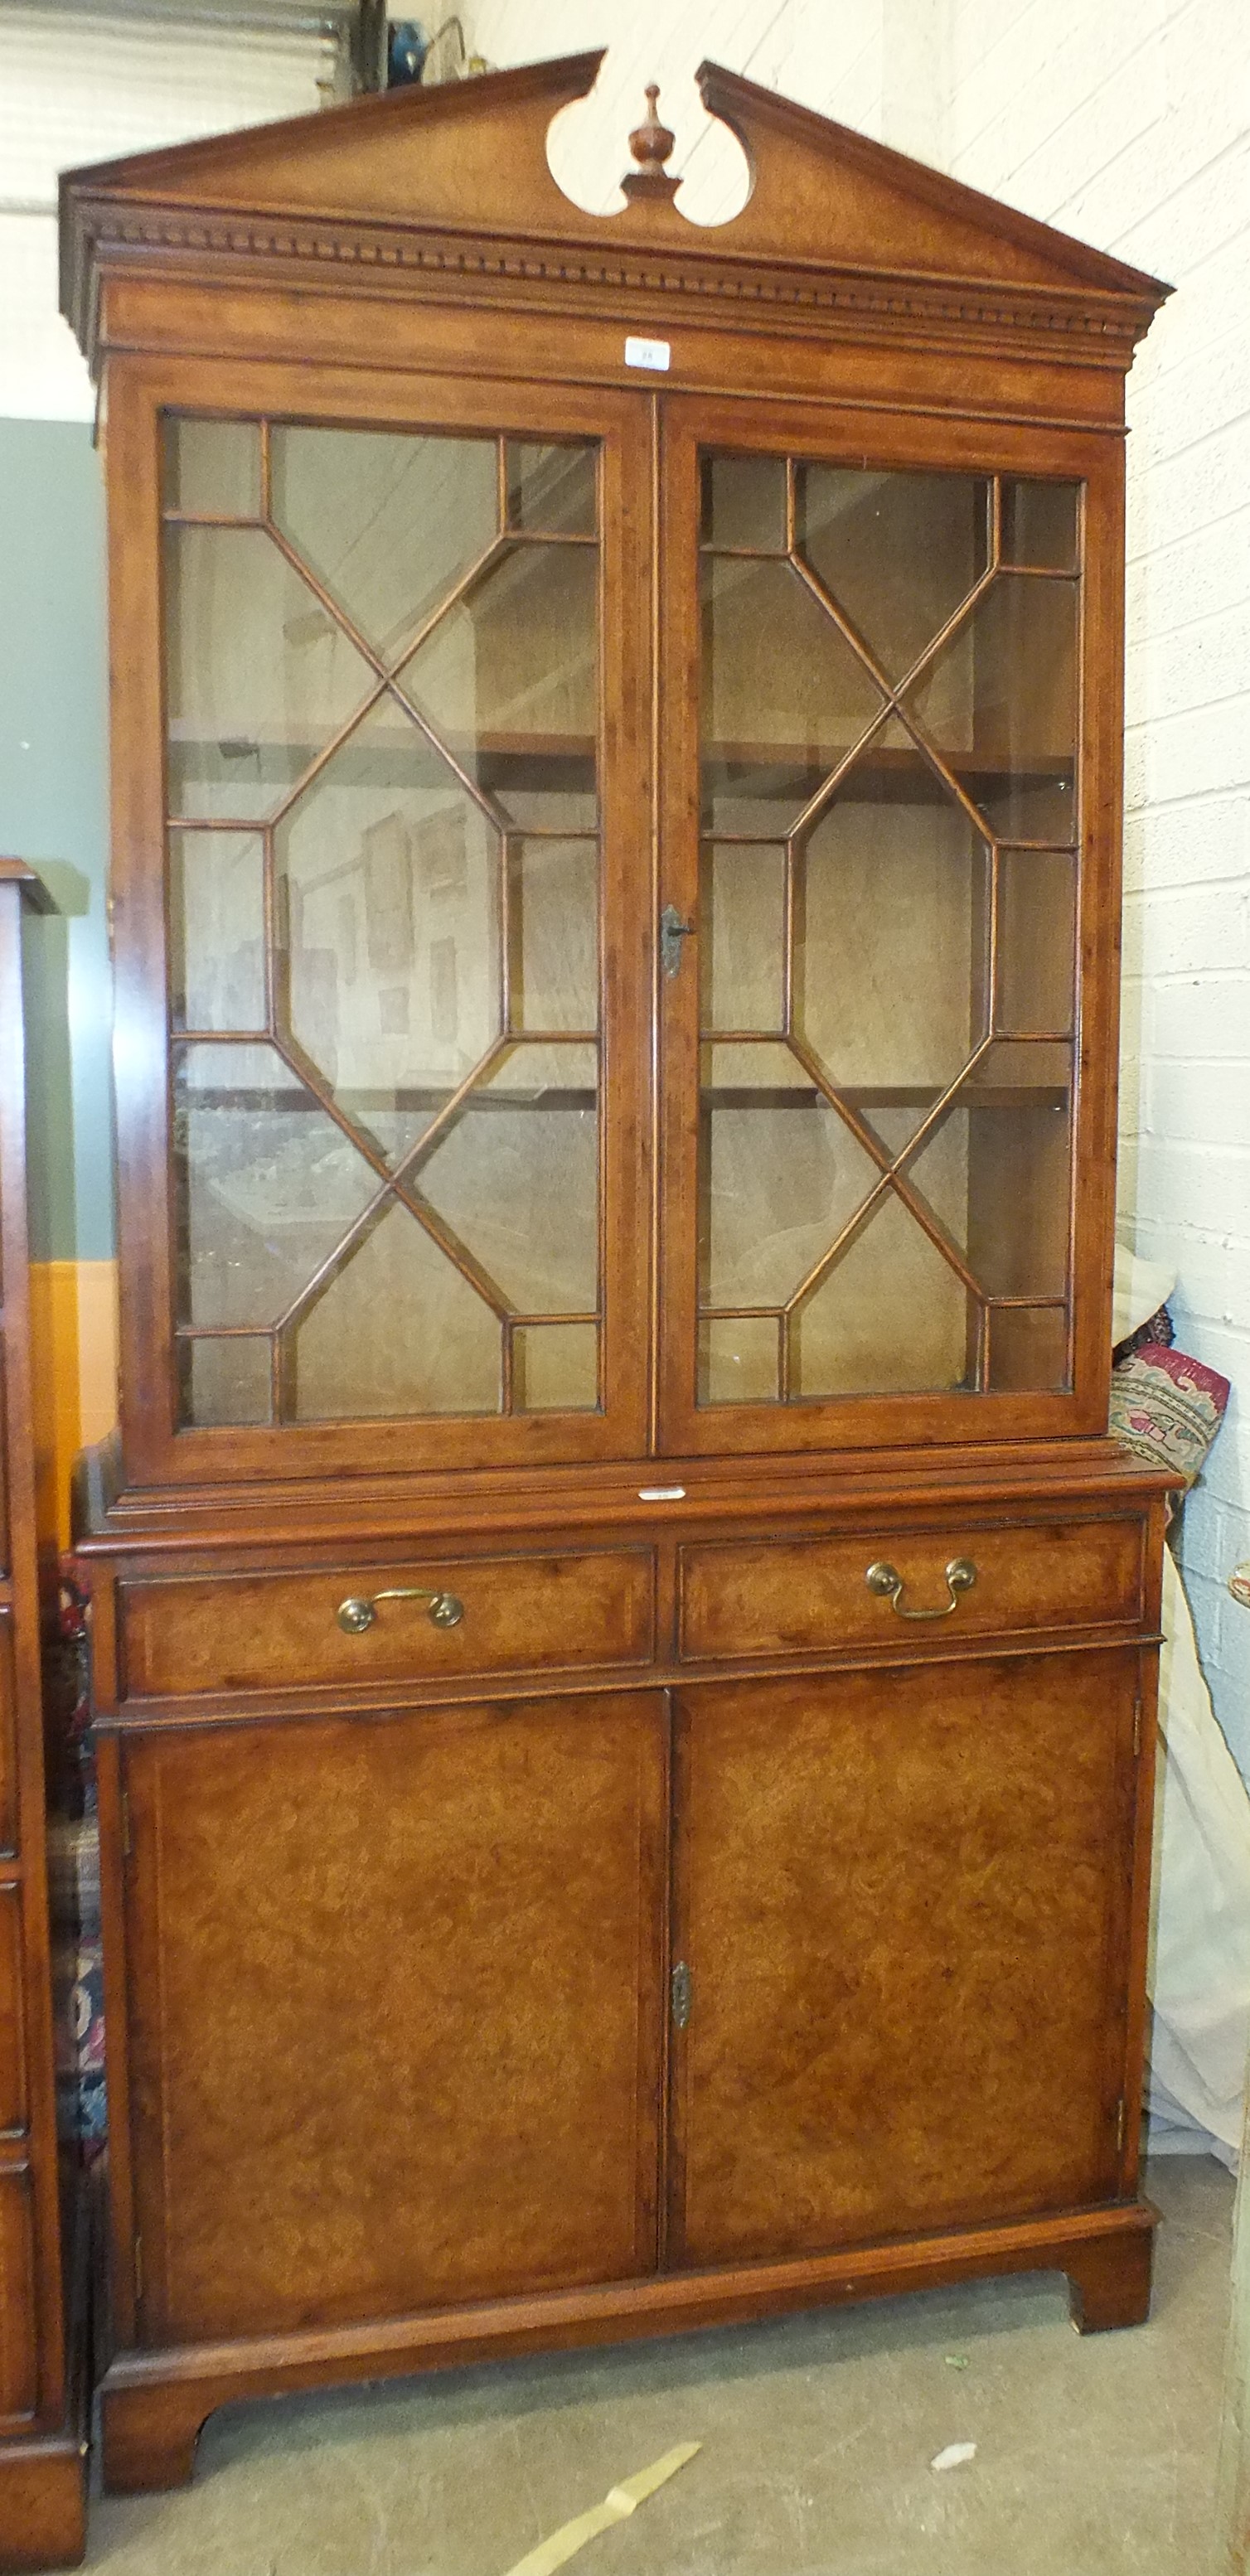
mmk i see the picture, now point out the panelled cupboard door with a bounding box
[656,395,1124,1455]
[109,366,653,1485]
[669,1651,1137,2269]
[0,2172,37,2421]
[119,1692,666,2344]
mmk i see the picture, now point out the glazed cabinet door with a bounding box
[656,397,1123,1454]
[109,370,653,1484]
[114,1692,666,2345]
[669,1650,1141,2269]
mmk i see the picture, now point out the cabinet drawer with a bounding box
[679,1518,1144,1662]
[119,1547,656,1700]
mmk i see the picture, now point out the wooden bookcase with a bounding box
[0,864,86,2570]
[60,56,1172,2496]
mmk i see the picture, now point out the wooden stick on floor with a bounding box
[501,2443,701,2576]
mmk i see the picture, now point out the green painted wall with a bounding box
[0,419,114,1260]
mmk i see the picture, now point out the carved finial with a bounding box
[622,81,681,202]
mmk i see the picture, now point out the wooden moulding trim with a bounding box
[0,2432,89,2576]
[101,2196,1158,2399]
[95,1632,1168,1737]
[69,201,1158,380]
[0,2420,89,2572]
[72,1444,1179,1557]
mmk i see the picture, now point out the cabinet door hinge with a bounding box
[133,2232,143,2305]
[121,1787,133,1862]
[671,1961,691,2030]
[1115,2095,1126,2154]
[1132,1697,1143,1758]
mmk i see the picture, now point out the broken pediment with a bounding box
[61,50,1168,366]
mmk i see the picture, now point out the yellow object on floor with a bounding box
[27,1257,118,1546]
[501,2443,701,2576]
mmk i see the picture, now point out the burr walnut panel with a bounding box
[678,1515,1144,1661]
[671,1649,1136,2267]
[0,2175,36,2423]
[119,1546,656,1699]
[122,1693,666,2343]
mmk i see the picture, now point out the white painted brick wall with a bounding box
[0,5,342,418]
[939,0,1250,1769]
[463,0,1250,1768]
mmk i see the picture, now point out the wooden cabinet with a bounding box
[0,865,86,2569]
[61,53,1171,2496]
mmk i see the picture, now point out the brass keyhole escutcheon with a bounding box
[659,903,695,978]
[865,1558,976,1620]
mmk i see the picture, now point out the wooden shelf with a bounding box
[185,1086,598,1114]
[703,1084,1069,1111]
[166,729,1072,811]
[182,1082,1067,1116]
[704,739,1073,808]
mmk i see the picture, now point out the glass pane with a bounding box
[969,1097,1072,1298]
[700,455,786,553]
[398,542,597,821]
[482,1039,597,1093]
[694,448,1082,1411]
[275,698,501,1162]
[987,1305,1068,1392]
[698,1315,780,1405]
[506,443,596,536]
[173,1043,379,1331]
[162,417,261,518]
[791,1192,972,1396]
[894,1111,969,1261]
[292,1199,500,1419]
[513,1322,598,1410]
[701,1043,878,1310]
[169,831,267,1033]
[906,573,1078,845]
[704,1038,817,1095]
[179,1335,272,1427]
[910,1082,1072,1299]
[797,467,990,680]
[508,838,598,1031]
[164,526,376,821]
[794,769,990,1145]
[701,842,787,1034]
[962,1039,1073,1096]
[166,418,607,1433]
[482,772,598,835]
[701,554,885,834]
[418,1045,598,1315]
[269,427,499,663]
[1000,481,1079,571]
[996,849,1075,1034]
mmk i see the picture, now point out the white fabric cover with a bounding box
[1112,1249,1176,1349]
[1148,1551,1250,2167]
[1110,1243,1250,2165]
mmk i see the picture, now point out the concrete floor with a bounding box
[86,2157,1233,2576]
